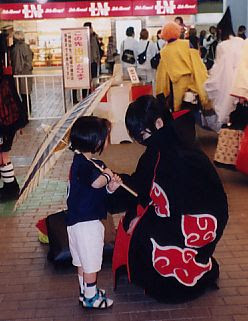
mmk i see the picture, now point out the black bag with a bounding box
[229,102,248,130]
[46,210,72,264]
[122,49,135,64]
[150,42,161,69]
[137,41,149,65]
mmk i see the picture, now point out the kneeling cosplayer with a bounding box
[108,95,228,303]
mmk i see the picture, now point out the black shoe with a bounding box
[0,179,20,202]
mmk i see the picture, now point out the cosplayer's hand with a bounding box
[127,216,140,234]
[107,174,122,193]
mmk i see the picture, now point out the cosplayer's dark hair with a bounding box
[70,116,111,155]
[125,95,170,144]
[126,27,134,37]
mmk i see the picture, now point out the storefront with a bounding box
[0,1,197,67]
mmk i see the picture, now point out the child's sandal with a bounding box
[79,288,106,303]
[81,289,113,309]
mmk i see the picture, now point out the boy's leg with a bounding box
[83,272,97,298]
[81,271,113,309]
[78,267,84,296]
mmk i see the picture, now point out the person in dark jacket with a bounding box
[0,57,28,202]
[10,31,33,119]
[108,95,228,303]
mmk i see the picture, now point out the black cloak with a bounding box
[108,123,228,303]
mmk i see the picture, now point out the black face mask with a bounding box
[134,129,152,146]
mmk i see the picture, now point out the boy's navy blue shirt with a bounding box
[66,153,107,226]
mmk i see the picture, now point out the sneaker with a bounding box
[81,289,113,309]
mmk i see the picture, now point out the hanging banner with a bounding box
[133,0,197,16]
[0,1,197,20]
[61,28,90,89]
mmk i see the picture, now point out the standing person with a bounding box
[120,27,139,80]
[156,22,209,112]
[84,22,100,82]
[66,116,122,309]
[203,26,218,70]
[174,16,186,39]
[150,29,166,70]
[10,31,33,120]
[137,29,156,83]
[156,29,166,50]
[199,30,207,59]
[0,58,28,202]
[108,95,228,303]
[237,25,246,40]
[205,7,245,127]
[187,26,199,50]
[98,36,105,74]
[106,36,117,74]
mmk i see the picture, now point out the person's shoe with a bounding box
[79,288,106,303]
[0,179,20,202]
[80,289,113,309]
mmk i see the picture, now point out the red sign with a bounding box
[133,0,197,16]
[0,1,197,20]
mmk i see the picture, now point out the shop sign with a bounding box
[61,28,90,89]
[133,0,197,15]
[0,1,197,20]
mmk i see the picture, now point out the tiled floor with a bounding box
[0,115,248,321]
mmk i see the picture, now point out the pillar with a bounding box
[225,0,248,34]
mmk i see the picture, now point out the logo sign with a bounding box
[133,0,197,16]
[0,1,197,20]
[61,28,90,89]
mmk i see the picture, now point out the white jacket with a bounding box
[137,39,157,82]
[120,36,139,68]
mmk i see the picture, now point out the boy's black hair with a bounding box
[126,27,134,37]
[70,116,111,155]
[125,95,171,144]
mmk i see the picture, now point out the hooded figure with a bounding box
[205,7,245,125]
[108,95,228,303]
[156,22,209,112]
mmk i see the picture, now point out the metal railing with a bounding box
[13,73,67,120]
[13,72,112,121]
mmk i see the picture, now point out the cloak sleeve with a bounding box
[189,48,210,109]
[107,148,159,214]
[231,39,248,100]
[155,52,171,99]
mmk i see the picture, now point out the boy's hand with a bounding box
[103,167,113,178]
[107,174,122,192]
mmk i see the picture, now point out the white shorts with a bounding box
[67,220,105,273]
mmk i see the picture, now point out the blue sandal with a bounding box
[80,289,113,309]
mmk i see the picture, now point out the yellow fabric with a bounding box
[156,39,209,111]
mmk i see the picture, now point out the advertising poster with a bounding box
[61,27,90,89]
